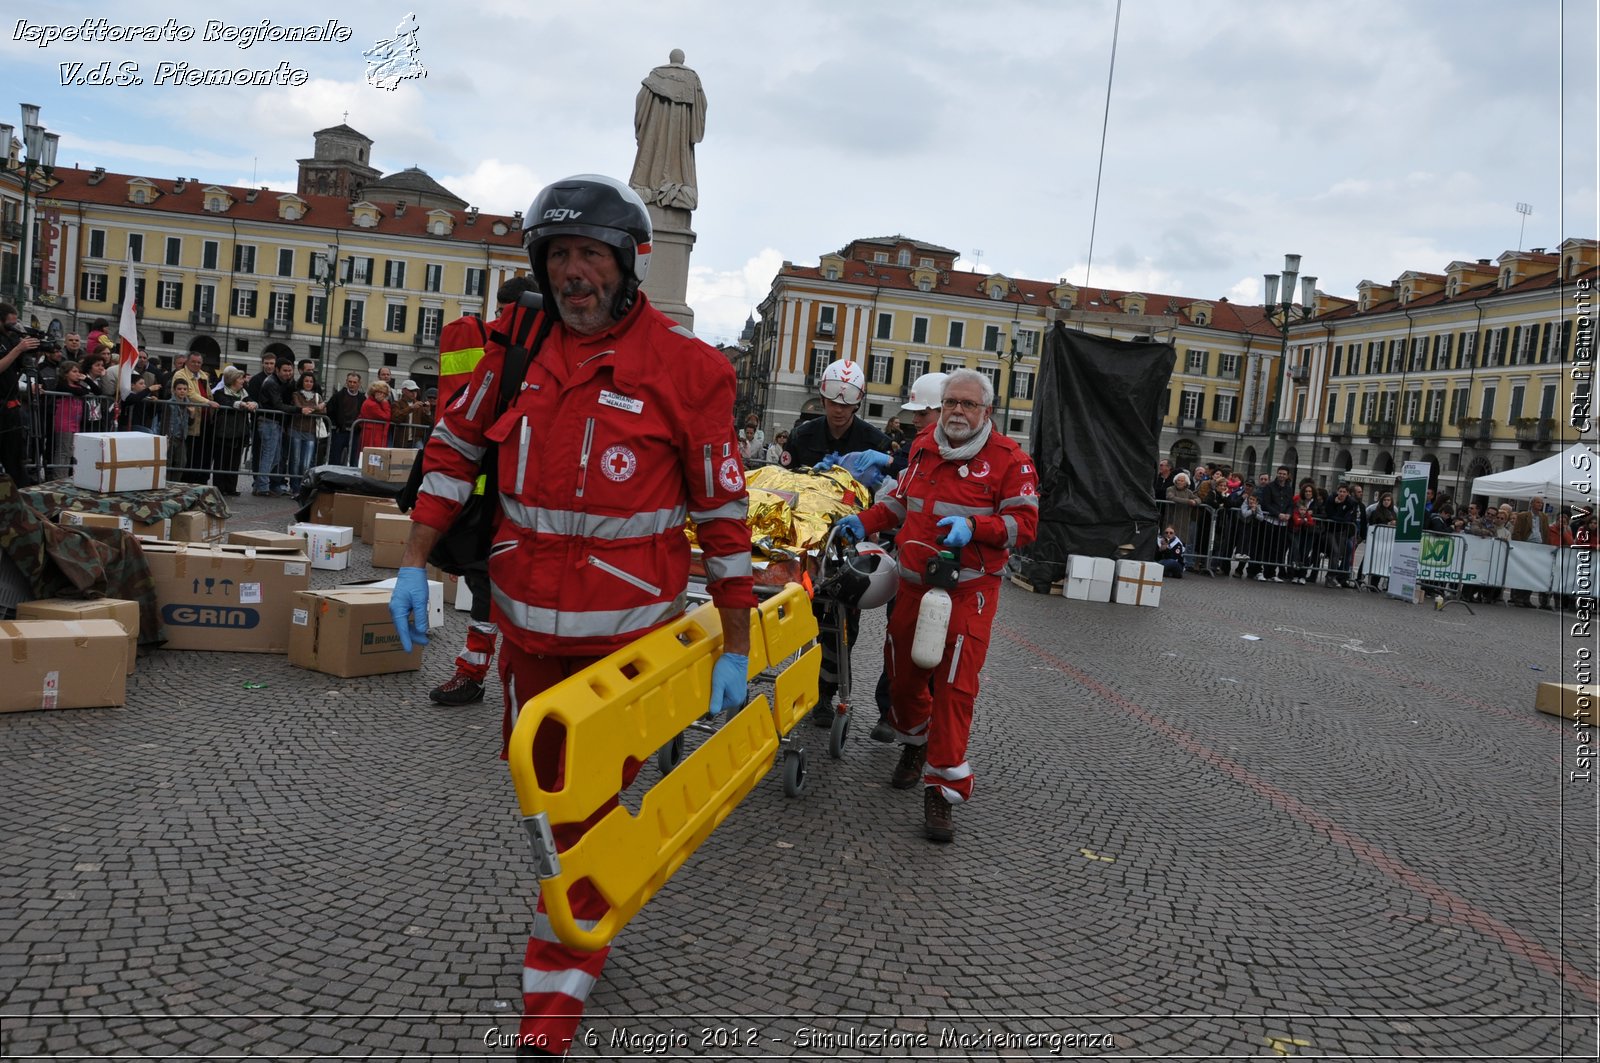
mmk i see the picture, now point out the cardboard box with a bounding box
[1113,559,1163,607]
[228,530,306,550]
[287,522,355,571]
[362,447,416,484]
[369,513,411,569]
[288,588,424,678]
[0,620,130,711]
[15,597,140,674]
[310,490,382,531]
[71,432,168,493]
[360,498,402,543]
[1535,682,1590,720]
[169,511,227,543]
[142,542,310,653]
[1065,555,1115,603]
[353,576,444,629]
[58,509,170,538]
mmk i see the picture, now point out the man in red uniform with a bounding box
[839,369,1038,843]
[388,175,755,1057]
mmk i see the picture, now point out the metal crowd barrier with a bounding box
[1154,498,1366,587]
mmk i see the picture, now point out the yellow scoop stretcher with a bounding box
[505,582,820,952]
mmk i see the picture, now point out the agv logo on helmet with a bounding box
[543,208,584,222]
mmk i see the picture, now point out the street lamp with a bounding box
[314,243,340,384]
[0,104,60,307]
[999,330,1022,439]
[1260,253,1317,474]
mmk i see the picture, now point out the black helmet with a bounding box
[522,174,652,321]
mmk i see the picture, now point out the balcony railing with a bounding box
[1286,364,1309,384]
[1,219,23,239]
[1410,419,1442,445]
[1327,420,1354,443]
[413,331,440,347]
[262,318,292,336]
[1241,421,1267,435]
[1367,419,1395,444]
[338,325,369,342]
[1456,417,1495,445]
[815,321,835,337]
[189,310,217,328]
[1178,416,1207,432]
[1274,420,1299,439]
[1515,417,1555,449]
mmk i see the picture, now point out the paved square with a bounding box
[1,492,1594,1059]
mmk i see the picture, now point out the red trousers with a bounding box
[884,581,996,804]
[499,641,635,1057]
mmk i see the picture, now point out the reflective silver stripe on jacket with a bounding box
[690,499,748,523]
[422,470,474,504]
[431,423,486,463]
[881,496,907,521]
[1001,514,1020,548]
[465,370,494,420]
[906,497,925,513]
[932,500,990,518]
[704,552,753,582]
[925,760,973,782]
[499,499,686,539]
[999,494,1039,511]
[521,965,598,1000]
[491,585,687,639]
[531,911,602,945]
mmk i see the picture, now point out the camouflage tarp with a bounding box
[21,478,231,524]
[0,474,166,647]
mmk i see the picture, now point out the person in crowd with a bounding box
[246,354,280,482]
[1510,503,1552,608]
[210,367,257,497]
[1153,458,1175,501]
[738,421,764,463]
[741,413,765,453]
[1321,482,1362,587]
[391,380,432,448]
[1232,482,1264,578]
[388,173,754,1058]
[358,381,393,461]
[1259,465,1296,581]
[329,372,365,467]
[253,360,299,496]
[376,366,394,389]
[170,353,217,484]
[83,319,109,351]
[1156,525,1186,579]
[763,431,788,465]
[78,358,112,436]
[835,367,1039,843]
[49,361,92,474]
[1165,471,1199,547]
[165,377,194,474]
[1287,482,1319,583]
[288,371,327,495]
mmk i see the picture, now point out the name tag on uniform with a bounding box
[599,389,643,414]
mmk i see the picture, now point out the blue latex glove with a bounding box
[812,452,844,472]
[388,565,432,652]
[835,514,866,543]
[708,652,749,716]
[936,514,973,548]
[838,450,892,492]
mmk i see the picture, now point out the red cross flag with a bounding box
[117,252,141,400]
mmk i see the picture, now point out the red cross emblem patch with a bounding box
[719,456,744,492]
[600,444,637,482]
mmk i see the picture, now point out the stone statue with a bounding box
[629,49,706,212]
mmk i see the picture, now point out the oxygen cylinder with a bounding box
[911,550,960,669]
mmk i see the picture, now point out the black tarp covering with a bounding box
[1012,323,1176,584]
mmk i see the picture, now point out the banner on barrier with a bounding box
[1389,461,1430,602]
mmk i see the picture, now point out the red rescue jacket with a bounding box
[858,425,1040,589]
[412,293,756,656]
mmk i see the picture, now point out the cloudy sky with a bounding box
[3,1,1595,345]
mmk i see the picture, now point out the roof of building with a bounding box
[363,166,466,207]
[312,123,372,142]
[845,235,962,257]
[1315,258,1599,323]
[37,165,522,247]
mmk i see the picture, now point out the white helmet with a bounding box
[847,542,898,609]
[818,359,865,405]
[901,371,949,413]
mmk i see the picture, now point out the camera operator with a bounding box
[0,303,43,486]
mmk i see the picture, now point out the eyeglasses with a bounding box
[941,398,985,412]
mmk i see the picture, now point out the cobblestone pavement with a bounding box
[1,491,1595,1060]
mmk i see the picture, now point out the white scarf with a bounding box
[934,419,992,462]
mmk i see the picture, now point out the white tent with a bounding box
[1470,441,1599,506]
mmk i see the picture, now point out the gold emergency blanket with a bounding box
[686,465,869,556]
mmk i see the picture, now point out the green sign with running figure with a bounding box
[1389,460,1431,602]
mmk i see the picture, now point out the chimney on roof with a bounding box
[466,206,478,225]
[88,167,106,184]
[245,189,258,202]
[1531,246,1546,254]
[394,201,406,216]
[512,210,522,223]
[1478,258,1491,265]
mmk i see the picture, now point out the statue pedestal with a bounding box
[641,204,696,331]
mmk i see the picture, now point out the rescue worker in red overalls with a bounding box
[388,174,755,1057]
[427,278,534,707]
[838,368,1038,842]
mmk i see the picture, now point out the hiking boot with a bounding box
[429,672,485,706]
[891,743,926,789]
[869,716,895,743]
[923,787,954,843]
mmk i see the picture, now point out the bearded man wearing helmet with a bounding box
[388,174,755,1058]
